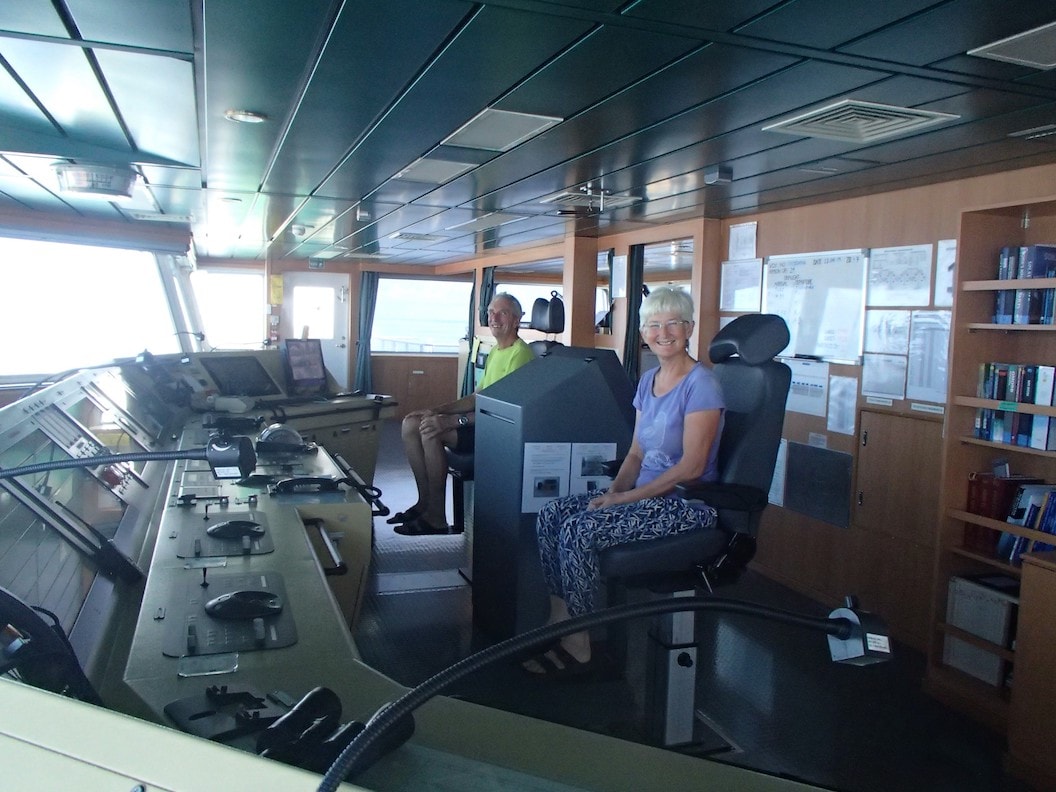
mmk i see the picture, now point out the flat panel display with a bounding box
[281,339,328,396]
[200,355,283,397]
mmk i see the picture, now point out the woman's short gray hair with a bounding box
[639,286,694,329]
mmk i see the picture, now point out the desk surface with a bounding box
[113,422,823,792]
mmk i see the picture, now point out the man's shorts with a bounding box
[452,424,475,454]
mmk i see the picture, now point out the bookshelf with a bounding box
[931,198,1056,785]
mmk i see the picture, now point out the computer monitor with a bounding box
[281,339,328,397]
[199,355,283,398]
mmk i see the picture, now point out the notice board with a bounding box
[763,249,868,363]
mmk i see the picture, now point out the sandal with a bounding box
[521,644,596,679]
[393,516,449,536]
[386,506,422,525]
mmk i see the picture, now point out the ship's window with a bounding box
[0,237,179,379]
[371,278,473,353]
[189,268,266,349]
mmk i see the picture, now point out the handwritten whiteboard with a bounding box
[763,249,867,363]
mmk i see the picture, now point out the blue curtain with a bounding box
[460,282,476,397]
[622,244,646,383]
[478,266,496,325]
[354,271,379,393]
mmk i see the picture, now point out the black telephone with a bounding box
[269,476,341,495]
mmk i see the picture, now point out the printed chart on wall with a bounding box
[762,249,868,363]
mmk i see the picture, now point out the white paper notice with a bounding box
[827,376,859,435]
[934,239,956,308]
[570,442,617,495]
[865,309,911,354]
[906,310,950,403]
[785,358,829,417]
[521,443,572,513]
[862,353,907,400]
[768,439,787,506]
[720,259,763,311]
[728,221,757,261]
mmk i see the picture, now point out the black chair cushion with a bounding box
[599,527,728,579]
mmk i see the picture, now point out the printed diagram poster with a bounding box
[570,442,617,495]
[521,443,572,513]
[867,244,933,307]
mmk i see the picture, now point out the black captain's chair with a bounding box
[527,291,565,356]
[446,293,566,535]
[596,312,791,747]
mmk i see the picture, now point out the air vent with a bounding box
[762,100,959,143]
[539,191,641,211]
[389,231,445,243]
[968,21,1056,69]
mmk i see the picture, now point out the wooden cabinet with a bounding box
[1007,551,1056,790]
[855,410,941,649]
[929,198,1056,739]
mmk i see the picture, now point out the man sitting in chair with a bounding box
[391,293,535,535]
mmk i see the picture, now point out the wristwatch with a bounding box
[457,414,470,426]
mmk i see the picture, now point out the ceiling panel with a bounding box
[3,1,1056,263]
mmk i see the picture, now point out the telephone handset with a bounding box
[269,476,341,495]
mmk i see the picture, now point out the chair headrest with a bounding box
[530,292,565,334]
[708,313,790,365]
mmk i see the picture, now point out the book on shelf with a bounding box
[964,472,1044,553]
[998,482,1056,564]
[974,361,1055,447]
[993,245,1017,325]
[1030,364,1056,451]
[1013,244,1056,325]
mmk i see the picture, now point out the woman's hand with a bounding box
[587,489,630,510]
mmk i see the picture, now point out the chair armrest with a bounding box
[674,481,768,513]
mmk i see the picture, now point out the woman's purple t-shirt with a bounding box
[632,363,725,489]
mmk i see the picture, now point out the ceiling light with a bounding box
[224,109,268,123]
[968,21,1056,69]
[53,162,137,199]
[1009,124,1056,140]
[394,158,474,184]
[442,108,562,152]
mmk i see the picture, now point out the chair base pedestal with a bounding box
[644,588,702,748]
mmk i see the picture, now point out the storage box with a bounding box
[942,575,1019,686]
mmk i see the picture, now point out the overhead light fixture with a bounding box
[1009,123,1056,141]
[53,162,137,199]
[443,108,562,152]
[224,109,268,123]
[394,158,474,184]
[968,21,1056,69]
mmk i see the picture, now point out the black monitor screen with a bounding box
[199,355,282,397]
[282,339,328,396]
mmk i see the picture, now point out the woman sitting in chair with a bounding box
[524,285,725,677]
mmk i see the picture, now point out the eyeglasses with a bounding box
[643,319,690,334]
